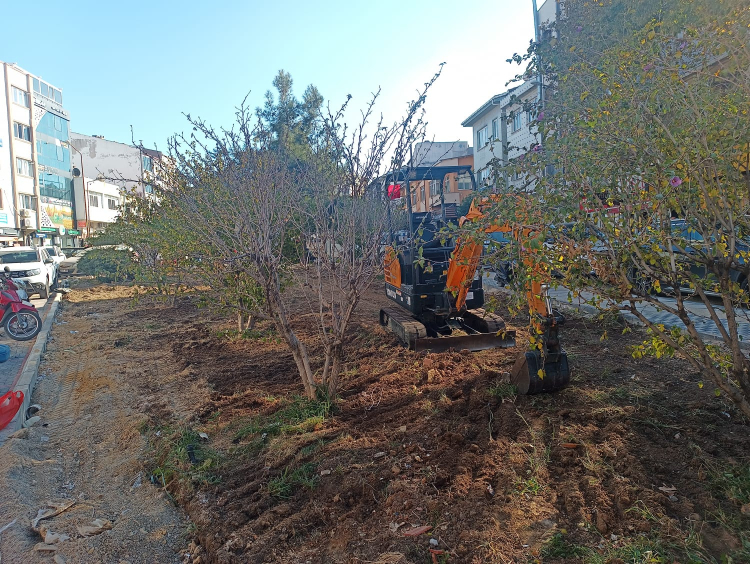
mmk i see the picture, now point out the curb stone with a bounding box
[0,293,62,442]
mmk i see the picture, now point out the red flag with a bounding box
[387,183,402,200]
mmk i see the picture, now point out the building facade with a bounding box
[70,132,161,198]
[411,141,471,167]
[0,61,77,246]
[411,153,475,216]
[73,177,122,234]
[461,80,542,190]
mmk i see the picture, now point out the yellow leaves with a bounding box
[581,91,591,101]
[647,30,656,40]
[653,280,662,293]
[537,369,545,379]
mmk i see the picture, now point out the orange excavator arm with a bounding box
[450,196,569,394]
[447,198,552,326]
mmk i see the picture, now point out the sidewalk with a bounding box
[0,296,51,395]
[482,272,750,348]
[0,295,59,442]
[547,285,750,347]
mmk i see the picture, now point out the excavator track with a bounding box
[380,306,515,353]
[380,306,427,349]
[463,308,506,334]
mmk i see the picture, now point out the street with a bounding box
[0,294,52,398]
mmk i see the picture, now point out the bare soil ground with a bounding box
[1,280,749,564]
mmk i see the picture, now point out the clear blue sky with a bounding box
[0,0,539,151]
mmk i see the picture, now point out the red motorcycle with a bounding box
[1,267,42,341]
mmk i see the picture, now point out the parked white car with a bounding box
[43,245,67,267]
[0,246,57,298]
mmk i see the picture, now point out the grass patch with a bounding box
[705,459,750,506]
[515,475,544,496]
[540,533,589,559]
[268,462,319,499]
[488,382,518,400]
[541,533,680,564]
[146,426,222,489]
[234,395,332,444]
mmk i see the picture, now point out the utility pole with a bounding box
[532,0,544,109]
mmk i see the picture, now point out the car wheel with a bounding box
[39,279,49,300]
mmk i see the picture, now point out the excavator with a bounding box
[379,166,569,394]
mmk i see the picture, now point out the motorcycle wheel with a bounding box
[4,310,42,341]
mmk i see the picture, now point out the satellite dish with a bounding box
[72,167,81,177]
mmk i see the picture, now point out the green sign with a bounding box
[37,227,57,233]
[68,229,80,235]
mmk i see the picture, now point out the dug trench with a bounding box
[0,281,748,563]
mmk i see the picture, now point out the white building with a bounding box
[461,80,542,190]
[73,177,122,234]
[0,61,76,246]
[70,132,162,198]
[411,141,471,167]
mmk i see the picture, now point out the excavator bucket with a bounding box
[413,331,516,353]
[510,350,570,394]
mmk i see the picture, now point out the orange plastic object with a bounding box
[0,390,24,430]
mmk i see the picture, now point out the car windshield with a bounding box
[0,251,38,263]
[45,247,59,256]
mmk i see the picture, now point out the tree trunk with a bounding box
[323,342,343,399]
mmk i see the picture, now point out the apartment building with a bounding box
[0,61,76,246]
[461,79,541,190]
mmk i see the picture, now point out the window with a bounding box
[477,126,488,148]
[429,179,441,197]
[457,173,472,191]
[526,109,534,124]
[32,78,63,104]
[512,112,523,132]
[142,155,153,172]
[20,194,36,210]
[12,86,30,108]
[478,168,491,185]
[144,184,154,194]
[89,194,100,208]
[13,122,31,141]
[491,118,499,140]
[444,177,451,192]
[16,158,33,177]
[107,197,118,210]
